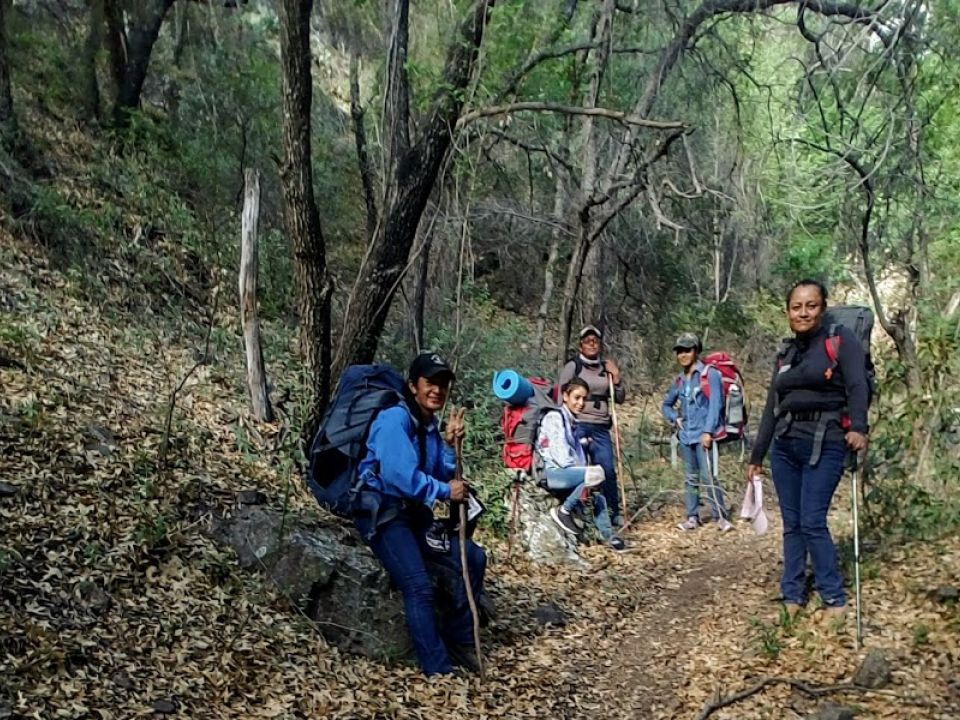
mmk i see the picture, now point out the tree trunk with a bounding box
[0,0,16,145]
[112,0,175,127]
[350,50,378,240]
[103,0,126,91]
[557,0,615,363]
[334,0,495,373]
[558,220,594,363]
[412,226,434,353]
[81,0,104,123]
[240,169,273,423]
[277,0,331,445]
[534,172,566,356]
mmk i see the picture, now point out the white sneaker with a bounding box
[716,518,734,533]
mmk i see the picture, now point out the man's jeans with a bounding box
[543,466,614,540]
[770,437,847,608]
[576,423,620,517]
[355,509,487,675]
[678,441,728,520]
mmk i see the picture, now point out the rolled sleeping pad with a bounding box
[492,369,534,406]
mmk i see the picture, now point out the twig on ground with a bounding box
[695,676,932,720]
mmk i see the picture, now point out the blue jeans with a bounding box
[543,467,614,540]
[576,423,620,516]
[678,442,728,520]
[771,437,847,608]
[355,509,487,675]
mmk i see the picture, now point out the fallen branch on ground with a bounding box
[696,676,933,719]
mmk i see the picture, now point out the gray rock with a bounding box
[76,580,111,611]
[507,474,585,567]
[809,702,855,720]
[0,481,18,497]
[932,586,959,604]
[112,671,134,690]
[853,648,891,689]
[85,424,116,455]
[211,506,412,663]
[152,699,176,714]
[237,490,267,506]
[534,602,567,627]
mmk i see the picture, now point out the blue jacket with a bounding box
[357,405,456,507]
[661,361,723,445]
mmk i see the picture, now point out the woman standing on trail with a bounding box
[538,377,627,552]
[747,280,869,620]
[559,325,626,526]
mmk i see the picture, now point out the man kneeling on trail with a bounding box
[355,353,487,675]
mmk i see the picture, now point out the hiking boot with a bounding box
[716,518,734,533]
[477,591,497,626]
[608,536,627,553]
[677,516,701,531]
[551,507,581,537]
[447,643,482,674]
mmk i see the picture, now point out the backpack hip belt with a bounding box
[776,409,845,466]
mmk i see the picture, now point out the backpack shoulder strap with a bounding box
[777,338,797,367]
[824,323,841,366]
[699,365,714,396]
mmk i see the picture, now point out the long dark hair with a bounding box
[785,278,828,309]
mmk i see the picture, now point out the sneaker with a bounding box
[716,518,734,533]
[820,605,848,622]
[447,643,482,674]
[677,516,701,531]
[550,507,581,536]
[608,536,627,552]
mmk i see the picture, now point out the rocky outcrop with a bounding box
[211,505,413,663]
[506,474,584,566]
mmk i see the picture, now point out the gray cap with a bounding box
[672,332,701,352]
[579,324,602,341]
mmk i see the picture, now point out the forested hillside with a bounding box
[1,1,959,718]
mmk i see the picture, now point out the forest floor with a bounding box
[2,230,959,720]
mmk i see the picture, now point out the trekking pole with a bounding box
[705,442,727,524]
[608,376,628,525]
[455,436,485,679]
[851,454,863,649]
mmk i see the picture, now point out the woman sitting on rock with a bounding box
[537,377,627,552]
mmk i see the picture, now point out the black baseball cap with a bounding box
[408,352,455,383]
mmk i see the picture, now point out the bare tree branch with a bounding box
[458,102,685,129]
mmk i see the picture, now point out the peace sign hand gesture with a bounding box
[445,406,466,446]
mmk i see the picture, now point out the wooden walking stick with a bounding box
[609,376,628,524]
[454,436,484,679]
[507,472,521,562]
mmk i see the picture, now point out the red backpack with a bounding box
[698,351,747,441]
[501,378,556,472]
